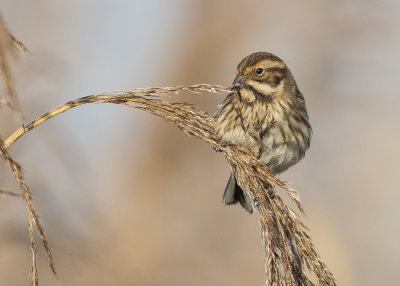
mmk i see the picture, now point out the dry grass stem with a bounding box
[0,187,22,196]
[3,84,335,285]
[0,15,27,116]
[8,32,30,54]
[3,84,230,148]
[0,138,57,285]
[0,17,56,286]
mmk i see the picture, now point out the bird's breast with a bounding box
[215,94,311,174]
[215,96,271,156]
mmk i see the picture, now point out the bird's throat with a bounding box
[238,86,272,105]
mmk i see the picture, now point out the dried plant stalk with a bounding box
[0,187,22,196]
[3,84,335,285]
[0,138,57,286]
[0,15,28,115]
[0,16,55,286]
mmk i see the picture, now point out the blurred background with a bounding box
[0,0,399,285]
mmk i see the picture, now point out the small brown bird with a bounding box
[215,52,312,213]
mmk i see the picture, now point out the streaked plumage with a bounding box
[215,52,312,213]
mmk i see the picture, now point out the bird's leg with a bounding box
[214,146,224,152]
[213,143,231,152]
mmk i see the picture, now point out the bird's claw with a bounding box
[213,143,229,152]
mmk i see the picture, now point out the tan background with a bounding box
[1,1,399,285]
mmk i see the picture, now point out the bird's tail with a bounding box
[222,173,253,213]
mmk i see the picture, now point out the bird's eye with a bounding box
[255,67,264,76]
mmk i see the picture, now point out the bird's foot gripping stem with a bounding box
[213,143,231,153]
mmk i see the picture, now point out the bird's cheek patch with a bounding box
[268,74,283,86]
[247,80,276,94]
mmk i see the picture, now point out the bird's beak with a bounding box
[232,74,244,88]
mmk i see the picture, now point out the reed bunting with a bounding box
[215,52,312,213]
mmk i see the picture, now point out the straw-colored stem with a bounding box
[4,85,229,148]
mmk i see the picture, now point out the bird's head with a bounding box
[232,52,297,98]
